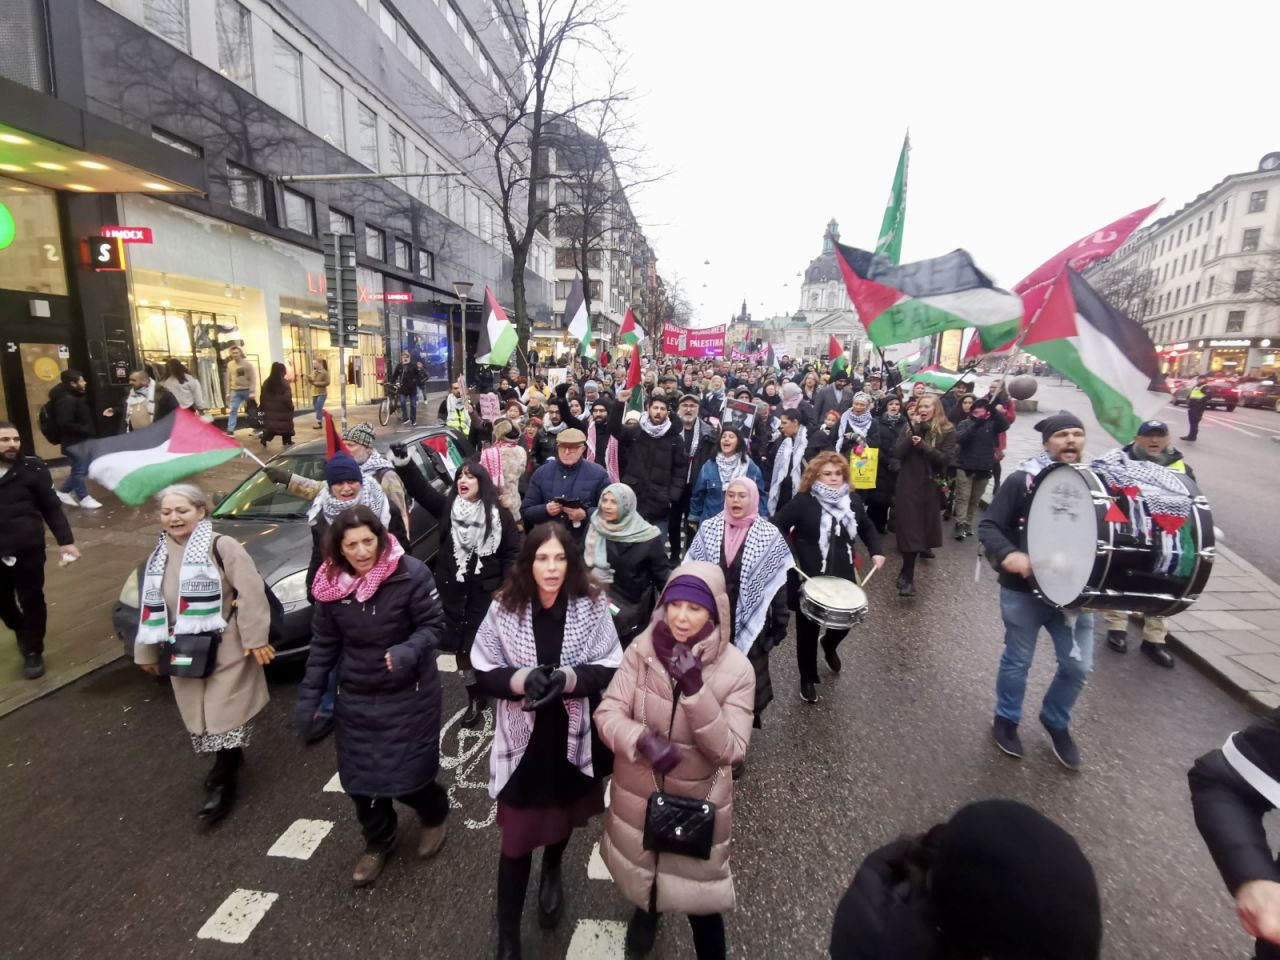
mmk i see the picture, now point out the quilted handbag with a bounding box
[639,675,719,861]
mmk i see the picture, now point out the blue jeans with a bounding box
[227,388,252,432]
[318,668,337,717]
[312,393,326,424]
[60,450,89,499]
[995,587,1094,729]
[400,392,417,423]
[652,519,669,539]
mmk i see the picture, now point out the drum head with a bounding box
[803,576,868,611]
[1025,465,1099,606]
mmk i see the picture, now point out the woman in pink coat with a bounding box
[595,561,755,959]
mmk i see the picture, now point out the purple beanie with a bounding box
[661,575,718,621]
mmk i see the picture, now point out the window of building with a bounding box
[353,0,367,8]
[227,161,264,217]
[1181,254,1187,273]
[151,126,202,157]
[393,238,411,270]
[1243,228,1261,252]
[281,187,315,235]
[316,71,346,150]
[143,0,190,51]
[1200,314,1206,335]
[419,250,434,280]
[379,3,398,41]
[468,191,481,232]
[555,280,573,300]
[365,226,384,260]
[328,208,354,234]
[1173,289,1180,308]
[1234,269,1254,293]
[590,280,603,300]
[356,103,378,167]
[270,33,304,122]
[1197,218,1202,236]
[1249,190,1268,213]
[1221,200,1229,220]
[445,5,458,30]
[388,128,406,173]
[1207,276,1215,296]
[216,0,254,89]
[428,62,442,92]
[1194,281,1200,301]
[1191,250,1197,269]
[413,147,429,202]
[408,41,423,72]
[1216,237,1223,257]
[535,181,549,203]
[1226,310,1246,332]
[1177,229,1182,245]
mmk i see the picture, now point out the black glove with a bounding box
[265,466,291,485]
[522,666,567,711]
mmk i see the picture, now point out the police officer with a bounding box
[1181,375,1209,442]
[1103,420,1190,669]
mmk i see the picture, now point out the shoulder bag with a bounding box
[158,537,232,679]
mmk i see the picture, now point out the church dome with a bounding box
[803,218,842,283]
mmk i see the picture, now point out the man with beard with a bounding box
[765,409,808,514]
[586,398,622,483]
[0,421,80,679]
[979,412,1093,770]
[667,393,718,561]
[532,398,570,466]
[814,372,853,423]
[618,394,686,539]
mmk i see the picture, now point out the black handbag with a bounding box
[639,678,719,861]
[158,631,222,678]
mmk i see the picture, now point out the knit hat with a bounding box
[344,421,376,448]
[931,800,1101,960]
[325,452,363,485]
[661,575,718,620]
[1034,411,1085,441]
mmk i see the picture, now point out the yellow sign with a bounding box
[938,329,963,371]
[849,447,880,489]
[33,357,60,381]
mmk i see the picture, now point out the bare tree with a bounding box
[1090,257,1154,321]
[1254,247,1280,308]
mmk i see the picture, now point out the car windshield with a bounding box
[213,453,325,519]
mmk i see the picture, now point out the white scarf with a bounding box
[768,426,807,514]
[716,453,749,486]
[450,496,501,582]
[136,520,225,645]
[309,476,390,525]
[811,481,859,573]
[545,419,568,435]
[639,413,671,438]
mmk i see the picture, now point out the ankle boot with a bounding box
[537,852,564,928]
[625,907,659,955]
[197,749,241,824]
[462,688,485,728]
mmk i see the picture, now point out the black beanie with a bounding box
[930,800,1101,960]
[1034,411,1085,441]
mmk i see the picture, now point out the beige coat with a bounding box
[135,535,271,736]
[595,560,754,915]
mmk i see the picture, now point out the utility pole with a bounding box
[324,232,358,429]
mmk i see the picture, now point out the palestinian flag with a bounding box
[625,342,645,415]
[421,434,465,479]
[564,279,592,354]
[901,365,963,393]
[833,243,1022,350]
[619,308,645,346]
[763,342,778,370]
[70,409,241,505]
[1023,269,1169,442]
[323,410,350,458]
[475,286,518,366]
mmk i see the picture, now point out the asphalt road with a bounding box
[0,536,1261,959]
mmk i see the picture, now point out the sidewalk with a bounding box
[0,395,445,718]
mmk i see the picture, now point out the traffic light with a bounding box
[323,232,359,349]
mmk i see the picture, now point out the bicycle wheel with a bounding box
[378,396,391,427]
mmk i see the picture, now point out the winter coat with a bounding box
[595,561,755,915]
[814,384,853,422]
[114,382,179,434]
[673,419,718,488]
[771,489,882,582]
[296,555,445,797]
[531,428,560,468]
[0,454,74,556]
[619,420,687,522]
[604,537,672,647]
[953,410,1010,473]
[308,366,331,390]
[835,416,882,456]
[47,383,96,447]
[688,458,768,524]
[134,535,271,736]
[828,839,943,960]
[521,456,610,541]
[869,414,908,507]
[391,361,423,395]
[259,381,295,436]
[395,463,518,652]
[892,425,956,553]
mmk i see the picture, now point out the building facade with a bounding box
[0,0,554,453]
[794,219,864,361]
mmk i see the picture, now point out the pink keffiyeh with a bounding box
[311,538,405,603]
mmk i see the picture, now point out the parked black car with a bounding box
[112,425,472,660]
[1239,381,1280,409]
[1172,379,1238,411]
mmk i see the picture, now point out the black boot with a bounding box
[197,748,241,825]
[462,688,485,728]
[496,854,530,959]
[625,907,659,955]
[538,841,567,928]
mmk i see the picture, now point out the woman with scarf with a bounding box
[892,394,957,596]
[689,425,768,526]
[133,484,274,826]
[800,370,820,406]
[480,418,528,523]
[595,562,754,959]
[771,452,885,704]
[779,380,816,430]
[760,379,782,409]
[835,392,882,456]
[296,506,449,887]
[766,409,808,515]
[866,397,907,534]
[686,478,792,747]
[472,523,621,958]
[584,483,671,648]
[391,454,518,728]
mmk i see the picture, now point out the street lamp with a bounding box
[452,280,473,382]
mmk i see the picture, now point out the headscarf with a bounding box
[583,483,660,583]
[780,381,803,410]
[722,477,758,567]
[837,392,875,454]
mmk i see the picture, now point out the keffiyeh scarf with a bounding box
[716,453,749,486]
[545,419,568,435]
[311,475,389,525]
[686,515,793,652]
[359,449,395,478]
[311,538,405,603]
[768,426,807,514]
[1092,447,1196,577]
[639,413,671,438]
[586,420,620,483]
[450,495,502,582]
[837,398,875,454]
[811,481,860,572]
[136,520,225,645]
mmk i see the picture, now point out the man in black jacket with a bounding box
[48,369,103,510]
[0,421,80,678]
[668,393,717,561]
[618,394,685,538]
[977,412,1093,770]
[952,397,1010,540]
[814,373,853,423]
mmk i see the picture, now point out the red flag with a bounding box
[828,335,842,361]
[625,343,642,390]
[323,410,350,458]
[1014,201,1162,294]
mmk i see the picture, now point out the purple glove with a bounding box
[637,731,681,774]
[665,643,704,696]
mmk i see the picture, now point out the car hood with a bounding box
[209,517,311,586]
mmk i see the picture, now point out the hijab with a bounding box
[722,477,759,567]
[584,483,660,583]
[780,381,803,410]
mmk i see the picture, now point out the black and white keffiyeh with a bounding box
[686,515,793,652]
[136,519,225,645]
[1092,447,1195,577]
[810,481,860,572]
[715,453,749,486]
[450,495,502,582]
[768,426,807,514]
[311,475,389,525]
[639,413,672,438]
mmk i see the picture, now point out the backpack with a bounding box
[212,536,286,647]
[38,401,61,445]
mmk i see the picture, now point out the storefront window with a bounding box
[0,179,68,295]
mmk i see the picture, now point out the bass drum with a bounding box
[1021,462,1214,617]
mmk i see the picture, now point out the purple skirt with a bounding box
[497,780,606,858]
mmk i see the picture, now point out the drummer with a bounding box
[978,412,1094,770]
[771,451,885,705]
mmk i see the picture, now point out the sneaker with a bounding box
[954,524,967,541]
[1106,630,1128,653]
[57,491,79,507]
[1041,719,1081,770]
[78,495,104,510]
[1141,641,1175,669]
[992,717,1023,758]
[22,652,45,680]
[799,681,819,703]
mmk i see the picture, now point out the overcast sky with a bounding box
[607,0,1280,328]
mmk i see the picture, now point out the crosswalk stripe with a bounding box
[323,772,344,793]
[267,819,334,860]
[196,889,279,944]
[587,841,611,880]
[436,654,458,673]
[1204,415,1262,437]
[566,919,627,958]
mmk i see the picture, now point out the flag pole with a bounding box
[241,447,268,468]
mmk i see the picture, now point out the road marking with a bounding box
[196,889,279,944]
[323,772,344,793]
[1204,416,1262,437]
[436,654,458,673]
[566,919,627,958]
[267,819,334,860]
[587,841,611,880]
[439,706,497,828]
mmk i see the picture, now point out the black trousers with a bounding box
[668,487,693,561]
[1187,403,1205,439]
[795,611,848,684]
[0,552,47,656]
[350,780,449,852]
[638,889,727,960]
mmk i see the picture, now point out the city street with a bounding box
[0,380,1269,959]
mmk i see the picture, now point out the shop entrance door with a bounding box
[18,342,69,460]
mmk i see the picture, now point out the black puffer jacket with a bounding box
[47,383,96,447]
[619,420,686,522]
[953,410,1010,472]
[829,840,943,960]
[0,455,74,555]
[297,555,444,797]
[603,536,671,646]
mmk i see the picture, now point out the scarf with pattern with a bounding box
[311,537,405,603]
[450,494,502,582]
[310,475,389,525]
[136,520,225,645]
[768,426,807,514]
[716,452,749,486]
[639,413,672,439]
[811,481,860,572]
[686,513,793,652]
[586,419,620,483]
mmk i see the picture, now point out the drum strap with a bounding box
[1223,734,1280,809]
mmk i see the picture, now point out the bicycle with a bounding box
[377,379,399,427]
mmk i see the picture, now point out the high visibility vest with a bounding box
[1190,386,1206,400]
[1166,458,1187,473]
[447,406,471,433]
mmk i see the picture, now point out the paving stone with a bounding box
[1208,578,1271,593]
[1212,631,1280,655]
[1231,654,1280,684]
[1188,595,1238,611]
[1168,611,1215,632]
[1254,692,1280,711]
[1234,593,1280,610]
[1182,633,1265,657]
[1228,611,1279,632]
[1193,611,1272,632]
[1193,652,1273,693]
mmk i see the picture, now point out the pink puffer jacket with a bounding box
[595,561,755,915]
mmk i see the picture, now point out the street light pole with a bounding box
[452,280,473,383]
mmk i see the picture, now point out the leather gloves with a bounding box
[265,466,291,485]
[637,731,681,774]
[522,665,567,711]
[665,643,704,696]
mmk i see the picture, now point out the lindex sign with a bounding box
[323,232,358,348]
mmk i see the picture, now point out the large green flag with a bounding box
[875,132,909,266]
